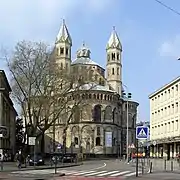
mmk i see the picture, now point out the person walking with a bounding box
[0,153,3,170]
[17,151,22,169]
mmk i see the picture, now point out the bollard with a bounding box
[141,162,144,174]
[171,161,173,171]
[164,160,166,171]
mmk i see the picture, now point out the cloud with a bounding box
[159,35,180,59]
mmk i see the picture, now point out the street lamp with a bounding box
[122,84,132,163]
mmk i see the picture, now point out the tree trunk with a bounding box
[41,133,45,154]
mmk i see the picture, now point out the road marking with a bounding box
[73,171,95,175]
[83,170,107,176]
[124,171,141,177]
[110,170,131,177]
[89,162,107,170]
[96,170,119,176]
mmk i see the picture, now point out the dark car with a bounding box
[62,153,77,163]
[29,155,45,166]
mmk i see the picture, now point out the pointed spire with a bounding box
[56,19,72,45]
[106,26,122,50]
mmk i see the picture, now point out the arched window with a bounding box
[112,68,114,75]
[117,67,119,75]
[60,47,64,54]
[117,53,119,60]
[74,137,78,145]
[112,53,115,60]
[93,105,101,122]
[66,48,69,55]
[74,106,80,122]
[113,108,118,123]
[96,137,101,146]
[104,106,112,121]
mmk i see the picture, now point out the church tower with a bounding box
[106,26,122,96]
[55,19,72,72]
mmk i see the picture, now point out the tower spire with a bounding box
[56,19,72,45]
[106,26,122,50]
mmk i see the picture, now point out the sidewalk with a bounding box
[127,172,180,180]
[0,161,82,172]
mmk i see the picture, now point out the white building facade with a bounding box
[149,76,180,159]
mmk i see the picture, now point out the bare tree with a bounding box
[3,40,95,153]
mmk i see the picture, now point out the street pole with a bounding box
[126,99,129,163]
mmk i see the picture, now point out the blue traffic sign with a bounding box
[136,126,149,140]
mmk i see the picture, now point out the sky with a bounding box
[1,0,180,121]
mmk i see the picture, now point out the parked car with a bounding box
[62,153,77,163]
[29,154,45,166]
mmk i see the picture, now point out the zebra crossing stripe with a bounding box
[124,171,141,177]
[96,170,119,176]
[110,170,131,177]
[83,171,107,176]
[73,171,95,175]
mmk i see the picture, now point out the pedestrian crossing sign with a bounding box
[136,126,149,140]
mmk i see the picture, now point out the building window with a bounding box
[112,53,115,60]
[112,68,114,75]
[117,67,119,75]
[97,127,100,136]
[117,53,119,60]
[66,48,68,55]
[93,105,101,122]
[60,47,64,54]
[96,137,101,146]
[74,137,78,145]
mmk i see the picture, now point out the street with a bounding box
[1,159,143,179]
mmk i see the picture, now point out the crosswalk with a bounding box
[11,169,141,178]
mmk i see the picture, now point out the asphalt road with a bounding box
[4,159,144,179]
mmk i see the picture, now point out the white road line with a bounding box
[84,171,107,176]
[124,172,141,177]
[96,170,119,177]
[90,163,107,170]
[73,171,95,175]
[110,170,131,177]
[58,170,78,175]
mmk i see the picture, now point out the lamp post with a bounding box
[122,84,132,163]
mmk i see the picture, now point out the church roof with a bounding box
[72,42,101,67]
[56,19,72,45]
[106,26,122,50]
[70,82,116,93]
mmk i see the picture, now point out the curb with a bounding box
[0,163,83,173]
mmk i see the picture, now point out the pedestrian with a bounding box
[0,153,4,171]
[17,151,22,169]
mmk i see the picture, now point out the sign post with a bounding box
[29,137,36,168]
[136,126,149,177]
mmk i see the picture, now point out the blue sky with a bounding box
[1,0,180,121]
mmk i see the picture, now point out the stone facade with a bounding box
[0,70,17,157]
[43,20,139,157]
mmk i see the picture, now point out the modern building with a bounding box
[29,20,139,157]
[0,70,17,158]
[149,76,180,159]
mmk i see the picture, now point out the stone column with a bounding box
[163,143,168,159]
[170,144,173,158]
[174,143,176,158]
